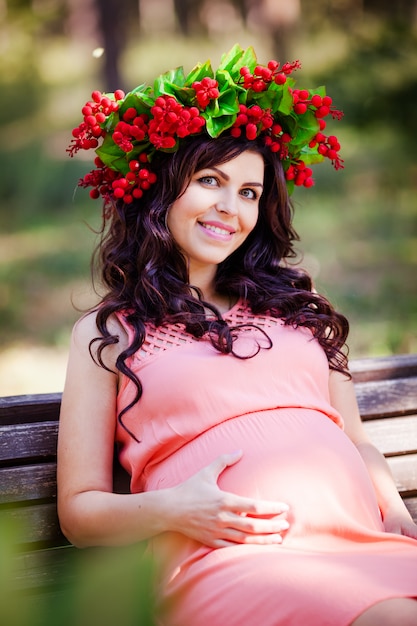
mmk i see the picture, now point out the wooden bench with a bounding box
[1,353,417,597]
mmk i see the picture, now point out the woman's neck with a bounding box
[189,267,234,315]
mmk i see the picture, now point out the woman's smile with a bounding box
[198,220,236,239]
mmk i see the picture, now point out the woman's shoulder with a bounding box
[71,309,130,365]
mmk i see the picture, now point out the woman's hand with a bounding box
[168,450,290,548]
[383,507,417,540]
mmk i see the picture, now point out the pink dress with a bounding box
[115,300,417,626]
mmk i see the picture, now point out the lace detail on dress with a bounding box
[134,300,280,361]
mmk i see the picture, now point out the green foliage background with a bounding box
[0,1,416,394]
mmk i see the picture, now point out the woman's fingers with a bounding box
[206,450,244,479]
[203,452,290,518]
[172,451,291,546]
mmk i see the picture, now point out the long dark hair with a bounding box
[90,134,349,427]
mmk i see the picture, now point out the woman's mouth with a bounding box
[199,222,235,236]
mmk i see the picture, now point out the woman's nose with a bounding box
[215,192,238,216]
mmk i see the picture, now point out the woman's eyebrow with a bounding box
[210,166,264,188]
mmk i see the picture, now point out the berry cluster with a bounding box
[148,96,205,149]
[285,162,314,188]
[112,109,149,153]
[192,77,220,108]
[264,123,292,158]
[231,104,273,140]
[240,59,302,92]
[80,154,157,204]
[68,89,125,156]
[292,89,343,122]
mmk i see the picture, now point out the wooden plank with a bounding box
[387,454,417,496]
[0,421,58,463]
[0,502,67,547]
[404,495,417,523]
[0,393,61,424]
[355,377,417,419]
[11,546,76,591]
[351,353,417,382]
[0,463,57,503]
[364,414,417,456]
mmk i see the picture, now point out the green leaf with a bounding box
[235,46,258,73]
[290,109,320,148]
[185,60,214,85]
[154,67,186,96]
[285,179,295,195]
[219,45,258,79]
[205,112,237,138]
[169,85,197,106]
[118,90,153,118]
[216,89,240,116]
[300,146,324,165]
[277,84,295,115]
[96,136,129,173]
[218,44,245,71]
[308,85,326,97]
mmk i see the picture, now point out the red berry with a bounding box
[274,73,286,85]
[138,169,150,180]
[316,106,330,119]
[89,188,100,199]
[294,103,307,115]
[311,95,322,108]
[246,123,258,140]
[113,187,125,199]
[129,160,140,171]
[91,90,101,103]
[114,89,125,101]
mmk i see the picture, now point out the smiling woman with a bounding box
[166,150,263,307]
[58,45,417,626]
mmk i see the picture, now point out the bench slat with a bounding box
[387,454,417,496]
[1,502,67,547]
[350,354,417,382]
[364,414,417,456]
[404,496,417,522]
[355,377,417,419]
[11,546,75,591]
[0,393,61,424]
[0,463,57,504]
[0,422,58,463]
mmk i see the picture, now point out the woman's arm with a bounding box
[329,369,417,539]
[57,313,289,549]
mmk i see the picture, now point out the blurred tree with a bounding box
[94,0,139,90]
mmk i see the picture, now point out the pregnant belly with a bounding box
[145,409,384,544]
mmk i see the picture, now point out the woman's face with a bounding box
[167,150,264,281]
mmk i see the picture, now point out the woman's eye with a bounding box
[198,176,217,186]
[241,188,257,200]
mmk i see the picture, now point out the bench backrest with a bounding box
[1,353,416,593]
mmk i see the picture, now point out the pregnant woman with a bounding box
[58,45,417,625]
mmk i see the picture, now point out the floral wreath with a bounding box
[68,44,343,205]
